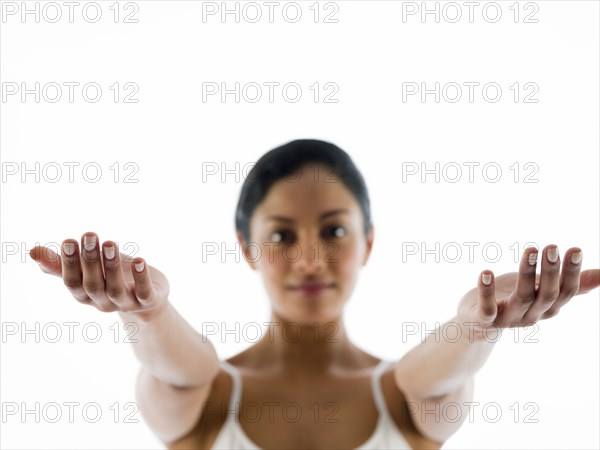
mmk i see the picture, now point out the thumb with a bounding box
[578,269,600,295]
[29,245,63,277]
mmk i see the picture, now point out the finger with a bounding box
[494,247,538,328]
[102,241,140,311]
[523,245,561,323]
[478,271,497,326]
[29,245,62,276]
[60,239,93,305]
[577,268,600,295]
[541,248,582,319]
[80,232,117,312]
[130,258,155,306]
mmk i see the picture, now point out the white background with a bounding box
[1,1,599,449]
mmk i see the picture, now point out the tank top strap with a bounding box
[220,359,393,417]
[219,360,242,412]
[370,359,394,415]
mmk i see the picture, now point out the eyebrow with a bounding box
[266,209,349,223]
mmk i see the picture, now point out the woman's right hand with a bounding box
[29,231,170,322]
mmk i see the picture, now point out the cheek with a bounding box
[256,247,286,283]
[330,241,362,276]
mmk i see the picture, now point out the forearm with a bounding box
[118,301,220,388]
[394,315,497,399]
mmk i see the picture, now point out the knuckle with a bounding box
[543,309,559,319]
[106,287,124,299]
[523,315,539,326]
[103,263,120,275]
[74,295,90,304]
[135,293,150,303]
[63,277,81,289]
[562,287,579,298]
[95,302,115,313]
[540,291,559,302]
[83,254,100,264]
[83,283,103,296]
[563,267,579,276]
[519,294,536,303]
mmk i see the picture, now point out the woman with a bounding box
[30,139,600,449]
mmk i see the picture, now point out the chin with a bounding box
[272,288,346,323]
[287,303,343,326]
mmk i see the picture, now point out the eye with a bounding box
[325,225,347,239]
[269,230,293,243]
[269,226,346,243]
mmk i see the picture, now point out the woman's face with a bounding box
[238,163,374,325]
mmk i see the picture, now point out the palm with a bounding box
[457,245,599,334]
[31,236,170,317]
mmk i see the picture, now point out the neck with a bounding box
[252,310,360,376]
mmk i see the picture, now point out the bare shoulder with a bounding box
[379,365,444,450]
[169,354,444,450]
[168,362,235,450]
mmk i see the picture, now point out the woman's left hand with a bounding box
[456,245,599,338]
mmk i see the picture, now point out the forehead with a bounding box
[252,164,360,220]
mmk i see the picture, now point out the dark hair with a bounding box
[235,139,372,243]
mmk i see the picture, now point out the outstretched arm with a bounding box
[30,232,221,443]
[391,245,599,444]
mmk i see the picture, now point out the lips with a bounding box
[294,281,333,289]
[287,281,335,297]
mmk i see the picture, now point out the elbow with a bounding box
[407,377,476,444]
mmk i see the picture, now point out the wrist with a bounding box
[119,299,172,325]
[454,317,502,344]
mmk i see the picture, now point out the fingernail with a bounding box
[63,242,75,256]
[134,261,145,273]
[482,273,492,285]
[83,235,96,251]
[103,246,115,260]
[528,252,538,266]
[570,251,582,264]
[547,247,559,263]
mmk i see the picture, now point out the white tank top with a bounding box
[211,359,412,450]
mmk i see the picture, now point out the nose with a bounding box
[293,234,327,274]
